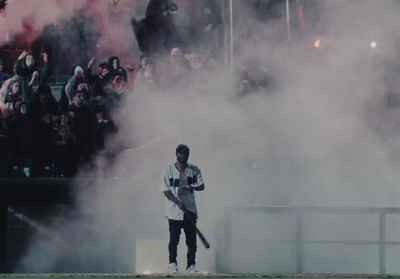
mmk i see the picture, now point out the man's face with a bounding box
[145,63,155,73]
[25,55,35,69]
[113,75,123,87]
[77,83,88,92]
[73,92,85,105]
[0,62,3,73]
[176,151,189,164]
[74,66,84,76]
[20,104,27,114]
[61,114,68,125]
[42,113,51,124]
[171,50,182,60]
[39,93,49,105]
[112,59,118,70]
[11,82,20,94]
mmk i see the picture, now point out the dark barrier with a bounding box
[0,178,86,272]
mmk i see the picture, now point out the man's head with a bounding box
[112,58,119,70]
[108,56,120,70]
[37,83,52,105]
[99,61,108,75]
[16,101,28,114]
[239,79,251,93]
[144,58,156,73]
[176,144,190,164]
[0,58,3,73]
[73,65,84,76]
[72,90,85,106]
[10,80,21,95]
[171,48,183,60]
[24,53,35,69]
[112,73,124,87]
[59,125,70,139]
[77,82,90,97]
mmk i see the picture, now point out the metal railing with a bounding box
[221,206,400,274]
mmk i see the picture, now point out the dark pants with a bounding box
[168,211,197,268]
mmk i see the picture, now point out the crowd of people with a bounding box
[3,0,391,179]
[0,37,268,178]
[0,52,128,178]
[0,0,237,178]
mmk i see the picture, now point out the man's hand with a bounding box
[29,71,38,86]
[18,51,28,60]
[177,202,186,212]
[182,185,194,193]
[125,63,135,72]
[88,57,96,68]
[32,71,39,79]
[101,68,110,77]
[42,52,48,63]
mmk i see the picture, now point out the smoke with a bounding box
[11,0,400,275]
[0,0,85,43]
[0,0,138,66]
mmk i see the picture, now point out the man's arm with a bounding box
[193,183,205,191]
[191,167,205,191]
[41,53,52,80]
[163,190,186,211]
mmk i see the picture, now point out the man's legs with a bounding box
[183,211,197,268]
[168,219,182,264]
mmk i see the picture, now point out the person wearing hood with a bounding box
[7,101,34,176]
[13,51,52,104]
[104,56,128,85]
[30,83,59,123]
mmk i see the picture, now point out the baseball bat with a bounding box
[184,210,210,249]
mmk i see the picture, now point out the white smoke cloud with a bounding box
[11,0,400,275]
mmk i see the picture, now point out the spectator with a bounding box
[53,125,79,177]
[134,58,161,91]
[169,47,192,85]
[30,83,59,123]
[237,80,252,97]
[71,81,106,119]
[132,0,183,55]
[106,56,128,84]
[7,101,33,176]
[85,58,110,96]
[32,112,57,177]
[63,65,86,106]
[102,73,128,120]
[14,51,52,103]
[68,90,98,165]
[189,0,223,57]
[0,75,22,116]
[0,58,11,88]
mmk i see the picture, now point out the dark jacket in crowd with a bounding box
[14,53,52,103]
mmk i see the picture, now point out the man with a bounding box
[68,90,98,164]
[14,51,52,103]
[161,144,205,274]
[131,0,182,55]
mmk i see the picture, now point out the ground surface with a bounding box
[0,274,398,279]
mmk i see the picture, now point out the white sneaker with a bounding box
[168,262,178,274]
[186,264,198,273]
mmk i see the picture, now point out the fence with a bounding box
[220,206,400,274]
